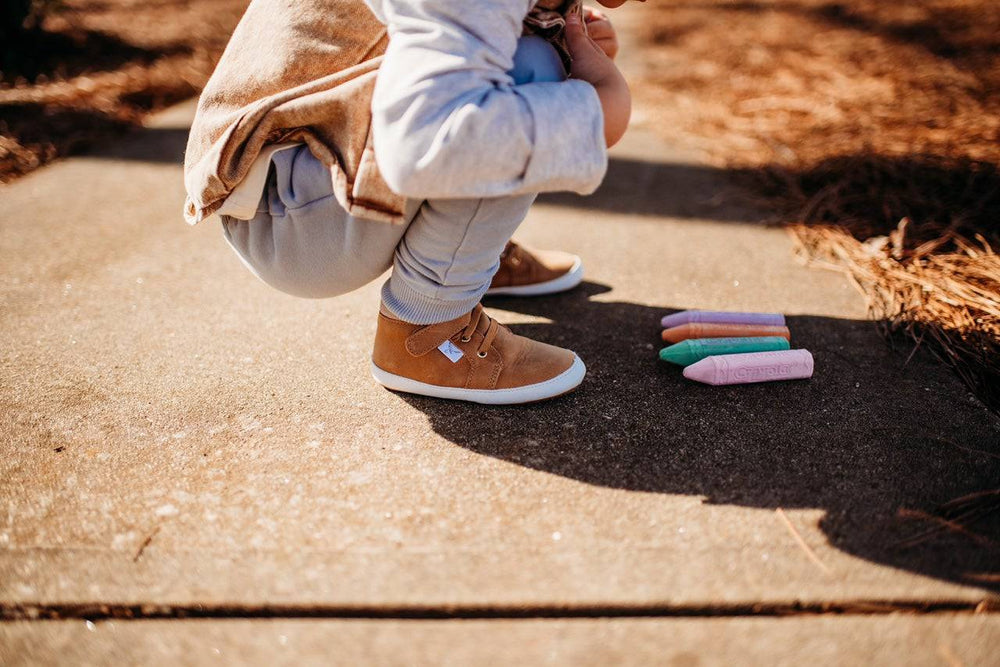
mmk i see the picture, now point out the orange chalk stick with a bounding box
[661,323,791,343]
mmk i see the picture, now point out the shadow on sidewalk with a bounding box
[397,281,1000,591]
[87,126,190,164]
[537,157,763,222]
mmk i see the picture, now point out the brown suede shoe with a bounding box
[371,303,585,404]
[486,240,583,296]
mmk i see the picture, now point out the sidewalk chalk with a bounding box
[661,309,786,329]
[682,349,814,386]
[659,336,791,366]
[661,323,791,343]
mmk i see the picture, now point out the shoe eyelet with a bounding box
[460,336,471,343]
[477,351,488,358]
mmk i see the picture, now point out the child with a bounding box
[184,0,633,404]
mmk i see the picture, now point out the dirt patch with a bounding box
[0,0,248,181]
[633,0,1000,409]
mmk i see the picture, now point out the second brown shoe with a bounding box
[487,240,583,296]
[371,303,585,404]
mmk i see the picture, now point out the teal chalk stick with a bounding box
[659,336,791,366]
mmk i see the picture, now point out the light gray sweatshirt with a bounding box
[365,0,608,199]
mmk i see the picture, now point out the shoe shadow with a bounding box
[397,281,1000,591]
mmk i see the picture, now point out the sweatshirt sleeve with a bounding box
[370,0,608,199]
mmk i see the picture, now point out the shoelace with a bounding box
[459,307,501,358]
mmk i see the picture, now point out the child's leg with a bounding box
[221,145,416,300]
[221,154,585,403]
[369,35,585,403]
[379,34,570,323]
[379,194,535,323]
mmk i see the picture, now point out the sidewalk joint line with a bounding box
[2,600,996,622]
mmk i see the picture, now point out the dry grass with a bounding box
[790,221,999,406]
[0,0,248,181]
[634,0,1000,409]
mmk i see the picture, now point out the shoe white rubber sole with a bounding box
[370,355,586,405]
[485,256,584,297]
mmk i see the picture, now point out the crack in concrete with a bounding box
[1,599,997,621]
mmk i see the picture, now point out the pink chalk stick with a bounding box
[661,310,786,329]
[682,350,814,386]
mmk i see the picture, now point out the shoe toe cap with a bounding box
[494,336,578,390]
[534,248,580,278]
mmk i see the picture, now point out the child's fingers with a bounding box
[583,17,618,59]
[565,11,605,57]
[586,19,614,43]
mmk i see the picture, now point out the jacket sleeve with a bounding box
[370,0,607,199]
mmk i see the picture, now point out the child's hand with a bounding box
[565,11,631,147]
[583,6,618,60]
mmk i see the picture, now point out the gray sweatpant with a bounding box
[220,35,575,325]
[221,145,534,324]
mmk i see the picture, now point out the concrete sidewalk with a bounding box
[2,11,999,664]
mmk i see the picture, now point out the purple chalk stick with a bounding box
[660,309,786,329]
[683,349,814,386]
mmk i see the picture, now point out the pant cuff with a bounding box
[380,275,488,325]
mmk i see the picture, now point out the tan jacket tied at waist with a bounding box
[183,0,406,225]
